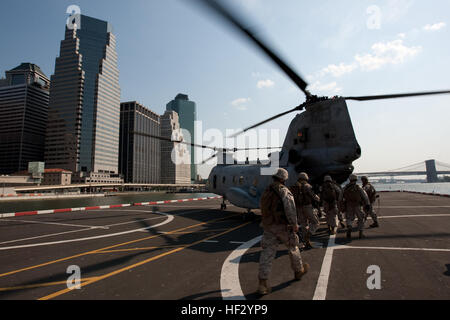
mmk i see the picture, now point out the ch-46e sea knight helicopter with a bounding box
[142,0,450,214]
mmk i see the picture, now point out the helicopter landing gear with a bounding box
[242,209,256,221]
[220,199,227,211]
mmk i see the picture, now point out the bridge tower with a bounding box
[425,160,439,183]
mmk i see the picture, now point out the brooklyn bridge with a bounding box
[356,159,450,183]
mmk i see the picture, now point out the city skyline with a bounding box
[0,0,449,179]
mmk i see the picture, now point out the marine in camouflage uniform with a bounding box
[290,172,320,250]
[341,174,370,239]
[333,179,347,229]
[258,168,309,295]
[362,176,380,228]
[320,175,342,235]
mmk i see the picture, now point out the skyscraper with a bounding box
[45,15,121,182]
[119,101,161,184]
[166,94,197,182]
[0,63,50,174]
[160,111,191,184]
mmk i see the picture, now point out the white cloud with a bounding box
[308,81,342,94]
[355,39,421,71]
[397,33,406,39]
[257,79,275,89]
[319,63,358,78]
[423,22,446,31]
[308,37,421,95]
[231,98,251,111]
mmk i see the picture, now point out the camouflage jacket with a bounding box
[343,182,369,206]
[290,181,320,207]
[260,181,297,228]
[363,183,377,204]
[320,182,342,205]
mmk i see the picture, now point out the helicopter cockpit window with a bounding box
[239,176,244,185]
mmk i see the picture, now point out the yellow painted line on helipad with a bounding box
[97,246,180,253]
[39,221,252,300]
[0,214,239,279]
[0,277,99,292]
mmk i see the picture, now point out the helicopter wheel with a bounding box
[243,209,255,221]
[220,203,227,211]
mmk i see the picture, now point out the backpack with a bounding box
[364,184,377,203]
[343,184,361,203]
[289,182,304,207]
[322,183,337,203]
[260,183,287,226]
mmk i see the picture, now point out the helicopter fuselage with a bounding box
[207,97,361,209]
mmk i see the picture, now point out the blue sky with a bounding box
[1,0,449,178]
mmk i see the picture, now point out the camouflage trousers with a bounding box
[345,204,365,231]
[365,203,379,223]
[258,224,303,280]
[323,202,338,228]
[337,210,344,223]
[298,205,319,237]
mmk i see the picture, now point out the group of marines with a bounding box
[258,168,380,295]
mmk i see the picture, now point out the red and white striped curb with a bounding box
[0,196,223,219]
[0,193,44,198]
[380,190,450,198]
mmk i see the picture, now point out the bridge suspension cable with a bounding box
[385,161,425,173]
[435,161,450,170]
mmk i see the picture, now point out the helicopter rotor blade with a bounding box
[133,131,217,151]
[196,0,310,97]
[229,104,302,138]
[345,90,450,101]
[201,153,218,165]
[133,131,281,152]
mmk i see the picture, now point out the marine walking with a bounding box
[362,176,380,228]
[258,168,309,295]
[341,174,371,240]
[320,175,342,235]
[289,172,320,250]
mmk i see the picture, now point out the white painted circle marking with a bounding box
[220,235,262,300]
[0,212,174,251]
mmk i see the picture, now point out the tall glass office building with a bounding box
[45,15,121,176]
[166,94,197,183]
[119,101,161,184]
[0,63,50,174]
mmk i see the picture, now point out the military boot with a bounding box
[370,222,379,228]
[294,263,310,281]
[359,230,365,239]
[304,232,313,250]
[258,279,271,295]
[346,227,352,239]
